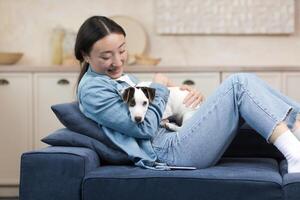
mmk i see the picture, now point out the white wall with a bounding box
[0,0,300,67]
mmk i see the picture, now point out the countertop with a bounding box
[1,64,300,73]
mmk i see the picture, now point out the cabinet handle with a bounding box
[57,79,70,85]
[182,79,195,86]
[0,79,9,85]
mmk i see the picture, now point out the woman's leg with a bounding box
[244,74,300,130]
[167,73,298,170]
[234,74,300,141]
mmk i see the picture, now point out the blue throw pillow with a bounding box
[51,102,119,150]
[42,128,131,165]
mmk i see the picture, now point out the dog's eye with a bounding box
[129,100,136,107]
[143,101,148,106]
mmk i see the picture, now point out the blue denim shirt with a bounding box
[77,67,170,169]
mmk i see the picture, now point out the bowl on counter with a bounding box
[0,52,23,65]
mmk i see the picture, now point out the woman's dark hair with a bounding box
[75,16,126,86]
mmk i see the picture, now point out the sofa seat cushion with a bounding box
[83,158,283,200]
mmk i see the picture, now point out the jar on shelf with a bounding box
[62,30,78,66]
[51,27,65,65]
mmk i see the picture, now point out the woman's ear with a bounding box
[82,51,90,63]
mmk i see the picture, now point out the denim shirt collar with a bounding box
[86,65,139,92]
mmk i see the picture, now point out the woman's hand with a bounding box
[152,73,176,87]
[180,85,205,108]
[153,73,204,108]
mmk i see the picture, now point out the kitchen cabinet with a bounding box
[34,73,78,148]
[0,73,33,186]
[0,72,78,196]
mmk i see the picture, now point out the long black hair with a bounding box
[75,16,126,86]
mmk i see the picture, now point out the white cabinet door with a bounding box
[283,73,300,103]
[0,73,32,185]
[34,73,78,148]
[162,73,220,97]
[222,72,282,92]
[131,72,220,97]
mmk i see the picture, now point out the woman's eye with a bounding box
[101,57,110,60]
[120,50,126,54]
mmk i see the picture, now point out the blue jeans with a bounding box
[152,73,300,168]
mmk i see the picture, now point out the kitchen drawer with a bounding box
[162,72,221,97]
[131,72,221,97]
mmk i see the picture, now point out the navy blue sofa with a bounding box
[19,103,300,200]
[19,127,300,200]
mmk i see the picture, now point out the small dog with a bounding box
[122,86,199,131]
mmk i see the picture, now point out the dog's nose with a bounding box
[135,116,142,123]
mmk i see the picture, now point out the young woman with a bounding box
[75,16,300,172]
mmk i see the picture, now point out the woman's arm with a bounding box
[152,73,176,87]
[79,80,169,139]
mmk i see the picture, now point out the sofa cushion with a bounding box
[42,128,131,165]
[83,158,282,200]
[51,102,119,149]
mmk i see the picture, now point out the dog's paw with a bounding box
[160,119,169,127]
[165,122,181,132]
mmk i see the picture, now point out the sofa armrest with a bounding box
[20,146,100,200]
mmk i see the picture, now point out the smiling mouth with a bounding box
[108,67,118,73]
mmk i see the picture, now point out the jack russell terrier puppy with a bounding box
[122,85,200,132]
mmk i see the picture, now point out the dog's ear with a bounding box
[140,87,156,103]
[122,87,135,103]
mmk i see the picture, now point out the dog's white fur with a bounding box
[127,88,150,123]
[162,87,198,131]
[123,85,199,131]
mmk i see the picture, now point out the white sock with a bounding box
[273,130,300,173]
[292,128,300,141]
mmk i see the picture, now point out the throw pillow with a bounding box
[51,102,119,150]
[42,128,131,165]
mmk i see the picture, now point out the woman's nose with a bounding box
[112,54,123,67]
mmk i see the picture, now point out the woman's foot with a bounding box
[288,156,300,173]
[273,130,300,173]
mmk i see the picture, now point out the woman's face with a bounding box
[85,33,127,79]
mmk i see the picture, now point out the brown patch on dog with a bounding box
[139,87,156,103]
[122,87,135,103]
